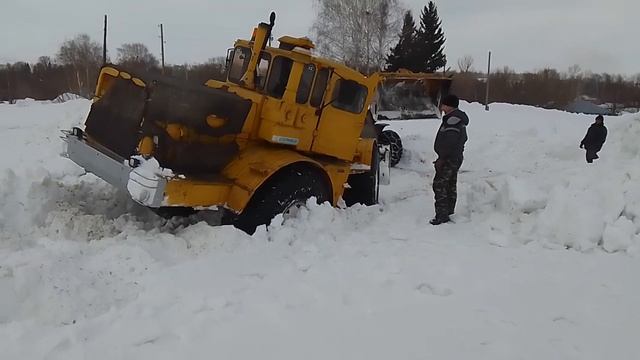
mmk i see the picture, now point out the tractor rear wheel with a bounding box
[378,129,403,167]
[232,164,332,234]
[343,144,380,207]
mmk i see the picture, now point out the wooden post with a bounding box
[103,15,108,65]
[159,24,165,74]
[485,51,491,111]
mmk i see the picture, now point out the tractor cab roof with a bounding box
[233,37,375,85]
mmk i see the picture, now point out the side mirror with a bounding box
[225,48,234,74]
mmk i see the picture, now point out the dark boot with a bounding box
[430,216,451,225]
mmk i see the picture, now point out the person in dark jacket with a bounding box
[430,94,469,225]
[580,115,607,163]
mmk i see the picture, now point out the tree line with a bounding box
[451,64,640,112]
[312,0,639,112]
[0,34,226,102]
[2,1,638,112]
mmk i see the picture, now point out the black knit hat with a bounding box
[441,94,459,108]
[596,115,604,121]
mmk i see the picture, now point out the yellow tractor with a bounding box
[63,13,391,234]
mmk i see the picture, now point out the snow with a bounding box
[126,156,173,207]
[1,98,639,359]
[52,93,85,104]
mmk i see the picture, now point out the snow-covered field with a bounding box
[1,98,639,359]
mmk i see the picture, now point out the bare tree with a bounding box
[38,56,52,67]
[456,55,474,73]
[56,34,102,96]
[116,43,160,72]
[567,64,582,79]
[311,0,403,73]
[57,34,102,68]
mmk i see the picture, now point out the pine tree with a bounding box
[385,11,418,72]
[415,1,447,72]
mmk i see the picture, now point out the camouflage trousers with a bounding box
[433,158,463,219]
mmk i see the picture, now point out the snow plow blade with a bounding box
[375,71,453,120]
[62,127,167,207]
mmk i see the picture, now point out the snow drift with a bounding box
[1,98,639,359]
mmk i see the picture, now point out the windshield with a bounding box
[331,79,368,114]
[227,47,251,84]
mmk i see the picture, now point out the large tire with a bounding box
[152,206,197,219]
[378,129,403,167]
[343,144,380,207]
[232,164,332,234]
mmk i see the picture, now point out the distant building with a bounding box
[566,98,613,116]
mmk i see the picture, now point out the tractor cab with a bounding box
[214,16,380,162]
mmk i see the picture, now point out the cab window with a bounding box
[296,64,316,104]
[331,79,368,114]
[227,47,252,84]
[266,56,294,99]
[256,53,271,90]
[310,68,330,107]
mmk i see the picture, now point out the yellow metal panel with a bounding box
[164,179,232,208]
[132,77,146,87]
[278,36,315,49]
[311,72,380,161]
[354,138,375,167]
[240,23,270,89]
[101,66,119,77]
[312,106,364,160]
[221,145,342,213]
[138,136,154,156]
[95,67,120,98]
[206,115,227,128]
[158,129,343,213]
[318,161,351,204]
[258,98,316,151]
[283,61,303,105]
[164,124,184,140]
[256,61,321,152]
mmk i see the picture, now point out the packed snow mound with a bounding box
[1,99,639,359]
[52,93,85,103]
[390,102,640,253]
[3,98,638,253]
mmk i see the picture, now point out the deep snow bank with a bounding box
[1,99,639,253]
[388,101,640,253]
[1,99,639,360]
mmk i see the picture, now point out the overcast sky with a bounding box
[0,0,636,75]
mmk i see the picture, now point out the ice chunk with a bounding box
[603,217,637,253]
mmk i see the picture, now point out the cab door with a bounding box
[258,58,322,151]
[311,74,374,161]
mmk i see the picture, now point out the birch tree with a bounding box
[311,0,403,73]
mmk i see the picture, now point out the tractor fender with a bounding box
[374,123,389,136]
[222,145,346,214]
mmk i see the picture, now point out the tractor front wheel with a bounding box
[343,144,380,207]
[378,129,403,167]
[232,164,332,234]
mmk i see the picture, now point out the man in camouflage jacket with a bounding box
[431,94,469,225]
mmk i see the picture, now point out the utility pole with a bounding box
[103,15,108,65]
[485,51,492,111]
[159,24,166,74]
